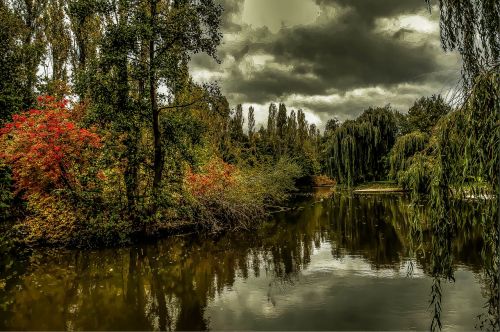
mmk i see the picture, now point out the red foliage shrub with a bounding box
[0,95,101,196]
[185,158,237,197]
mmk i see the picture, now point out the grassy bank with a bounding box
[352,181,405,192]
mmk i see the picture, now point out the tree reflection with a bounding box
[0,191,496,331]
[404,196,498,332]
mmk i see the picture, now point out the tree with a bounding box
[248,106,255,141]
[407,95,451,133]
[426,0,499,86]
[394,111,412,136]
[42,0,71,93]
[144,0,223,196]
[286,109,297,148]
[267,103,277,139]
[230,104,244,142]
[67,0,104,98]
[388,131,429,180]
[276,103,287,155]
[82,0,223,210]
[324,106,397,186]
[297,109,307,145]
[12,0,48,108]
[0,3,25,122]
[324,118,339,137]
[276,103,287,139]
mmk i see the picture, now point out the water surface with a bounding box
[0,190,495,331]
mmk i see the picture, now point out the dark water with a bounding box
[0,190,497,331]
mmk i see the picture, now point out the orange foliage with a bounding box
[185,158,237,197]
[0,95,101,196]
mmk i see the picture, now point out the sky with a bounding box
[188,0,462,129]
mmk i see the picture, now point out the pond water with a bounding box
[0,190,497,331]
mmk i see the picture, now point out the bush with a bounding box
[0,96,118,247]
[185,157,302,231]
[0,96,101,197]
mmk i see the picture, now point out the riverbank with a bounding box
[352,181,405,193]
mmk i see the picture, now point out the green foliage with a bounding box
[391,69,498,198]
[435,68,499,192]
[0,163,12,220]
[323,118,339,138]
[401,68,499,332]
[324,106,397,186]
[230,104,245,142]
[426,0,499,86]
[394,111,412,136]
[185,157,302,231]
[247,157,303,204]
[397,152,435,194]
[0,4,28,121]
[247,106,255,141]
[407,95,451,134]
[389,131,429,179]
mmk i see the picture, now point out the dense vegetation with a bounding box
[0,0,497,279]
[0,0,327,247]
[0,0,498,330]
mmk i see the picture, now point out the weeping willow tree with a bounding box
[425,0,499,87]
[389,131,429,180]
[324,106,397,186]
[406,68,500,332]
[403,3,499,328]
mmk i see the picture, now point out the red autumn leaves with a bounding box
[0,96,101,196]
[2,95,236,199]
[185,158,237,197]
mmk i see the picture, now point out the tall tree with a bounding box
[286,109,297,149]
[267,103,277,139]
[0,3,25,121]
[247,106,255,141]
[276,103,287,155]
[67,0,103,99]
[297,109,307,145]
[11,0,48,108]
[324,118,339,137]
[91,0,139,211]
[324,106,397,186]
[143,0,223,196]
[42,0,71,94]
[276,103,287,139]
[230,104,244,141]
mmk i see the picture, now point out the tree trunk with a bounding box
[117,53,138,213]
[150,0,163,196]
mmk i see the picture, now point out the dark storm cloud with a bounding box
[225,65,328,103]
[315,0,426,22]
[190,0,460,124]
[257,17,440,92]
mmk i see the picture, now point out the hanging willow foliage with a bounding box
[426,0,499,87]
[324,107,397,186]
[389,131,429,180]
[391,67,498,199]
[407,67,499,332]
[437,68,499,192]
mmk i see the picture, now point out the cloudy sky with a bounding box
[189,0,462,129]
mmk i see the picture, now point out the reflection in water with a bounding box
[0,191,497,331]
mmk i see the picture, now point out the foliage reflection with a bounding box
[0,191,496,331]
